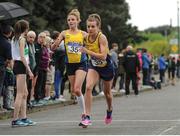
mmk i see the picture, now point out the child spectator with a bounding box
[34,32,49,104]
[3,61,15,110]
[149,77,161,89]
[44,36,54,100]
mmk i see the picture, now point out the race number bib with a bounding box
[91,57,107,67]
[67,42,81,54]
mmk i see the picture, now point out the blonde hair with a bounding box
[126,45,133,51]
[45,36,53,46]
[87,13,101,29]
[38,32,46,38]
[68,9,81,22]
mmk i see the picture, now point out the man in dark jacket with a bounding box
[123,45,140,95]
[0,24,13,110]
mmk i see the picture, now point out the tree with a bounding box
[6,0,139,48]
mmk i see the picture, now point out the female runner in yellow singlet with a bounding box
[52,9,88,126]
[80,14,114,126]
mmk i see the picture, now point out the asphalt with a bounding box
[0,80,179,135]
[0,84,157,120]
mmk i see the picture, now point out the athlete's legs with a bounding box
[13,74,28,120]
[68,75,75,96]
[19,78,28,119]
[103,79,113,111]
[74,70,86,96]
[85,69,99,115]
[103,79,113,124]
[74,70,87,114]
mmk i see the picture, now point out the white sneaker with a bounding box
[120,89,125,93]
[59,95,66,102]
[99,91,104,96]
[60,95,64,98]
[111,89,118,93]
[43,96,50,100]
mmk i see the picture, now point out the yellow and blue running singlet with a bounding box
[84,32,109,67]
[64,30,87,63]
[84,31,114,81]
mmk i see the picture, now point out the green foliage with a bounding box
[3,0,139,48]
[145,25,171,36]
[135,39,171,56]
[140,32,165,41]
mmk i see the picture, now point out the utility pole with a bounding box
[177,1,180,54]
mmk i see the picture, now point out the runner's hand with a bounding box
[28,70,34,79]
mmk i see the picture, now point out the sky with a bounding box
[126,0,178,30]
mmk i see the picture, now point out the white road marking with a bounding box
[158,126,177,135]
[0,119,179,126]
[157,119,180,135]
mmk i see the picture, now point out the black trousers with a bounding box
[112,68,119,89]
[142,68,149,85]
[119,73,125,90]
[159,69,165,83]
[125,72,138,95]
[26,75,32,104]
[34,69,47,101]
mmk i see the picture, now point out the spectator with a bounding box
[142,49,151,85]
[123,45,140,96]
[3,61,15,110]
[26,30,36,107]
[43,30,50,37]
[170,57,176,85]
[167,56,172,81]
[0,24,13,111]
[136,50,142,89]
[176,55,180,78]
[158,54,167,83]
[34,32,49,104]
[51,31,66,101]
[32,32,46,104]
[44,36,54,101]
[110,43,119,92]
[118,49,125,92]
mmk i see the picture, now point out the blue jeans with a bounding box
[54,69,63,98]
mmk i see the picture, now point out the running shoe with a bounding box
[79,114,92,126]
[79,114,87,126]
[21,118,37,126]
[105,110,112,125]
[11,119,28,127]
[85,115,92,125]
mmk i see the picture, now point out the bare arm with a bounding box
[51,31,65,50]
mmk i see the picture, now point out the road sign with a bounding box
[171,44,178,52]
[169,38,178,45]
